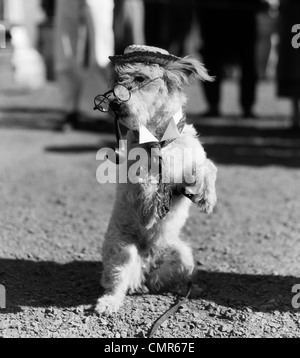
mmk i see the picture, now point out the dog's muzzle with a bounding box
[109,100,130,118]
[93,84,131,113]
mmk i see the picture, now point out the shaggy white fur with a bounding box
[96,46,217,314]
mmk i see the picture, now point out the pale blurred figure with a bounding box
[113,0,145,54]
[255,0,279,80]
[54,0,114,128]
[11,26,46,89]
[5,0,47,89]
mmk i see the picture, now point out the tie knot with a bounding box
[150,142,162,150]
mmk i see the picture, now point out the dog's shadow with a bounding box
[0,258,298,314]
[191,270,299,313]
[0,259,103,314]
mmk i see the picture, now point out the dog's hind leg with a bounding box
[147,199,195,294]
[147,239,194,295]
[96,243,144,314]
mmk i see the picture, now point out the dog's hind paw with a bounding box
[95,294,123,315]
[128,285,149,295]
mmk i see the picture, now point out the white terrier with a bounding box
[94,45,217,314]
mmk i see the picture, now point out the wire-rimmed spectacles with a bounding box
[94,84,131,113]
[93,77,162,113]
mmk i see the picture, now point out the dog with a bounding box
[95,45,217,314]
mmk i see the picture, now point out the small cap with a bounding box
[109,45,181,66]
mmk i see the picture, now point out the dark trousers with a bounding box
[144,1,193,56]
[196,9,258,112]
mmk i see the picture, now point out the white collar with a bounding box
[138,109,184,144]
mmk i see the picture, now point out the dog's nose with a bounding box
[109,100,122,113]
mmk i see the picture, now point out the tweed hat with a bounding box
[109,45,182,66]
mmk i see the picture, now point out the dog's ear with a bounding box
[165,56,214,90]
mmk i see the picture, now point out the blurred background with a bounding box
[0,0,299,131]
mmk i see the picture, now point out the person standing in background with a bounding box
[39,0,56,80]
[5,0,47,89]
[255,0,279,80]
[143,0,194,57]
[53,0,114,128]
[195,0,268,118]
[113,0,145,55]
[277,0,300,130]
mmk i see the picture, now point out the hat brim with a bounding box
[109,51,181,67]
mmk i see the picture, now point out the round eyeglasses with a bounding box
[93,77,163,113]
[94,84,131,113]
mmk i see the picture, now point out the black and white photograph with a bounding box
[0,0,300,341]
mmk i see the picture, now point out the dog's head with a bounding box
[108,45,213,134]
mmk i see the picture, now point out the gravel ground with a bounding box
[0,114,299,338]
[1,46,300,338]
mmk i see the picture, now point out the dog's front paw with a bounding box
[193,188,217,214]
[193,160,217,214]
[95,294,123,315]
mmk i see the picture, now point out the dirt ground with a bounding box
[0,112,300,338]
[1,45,300,337]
